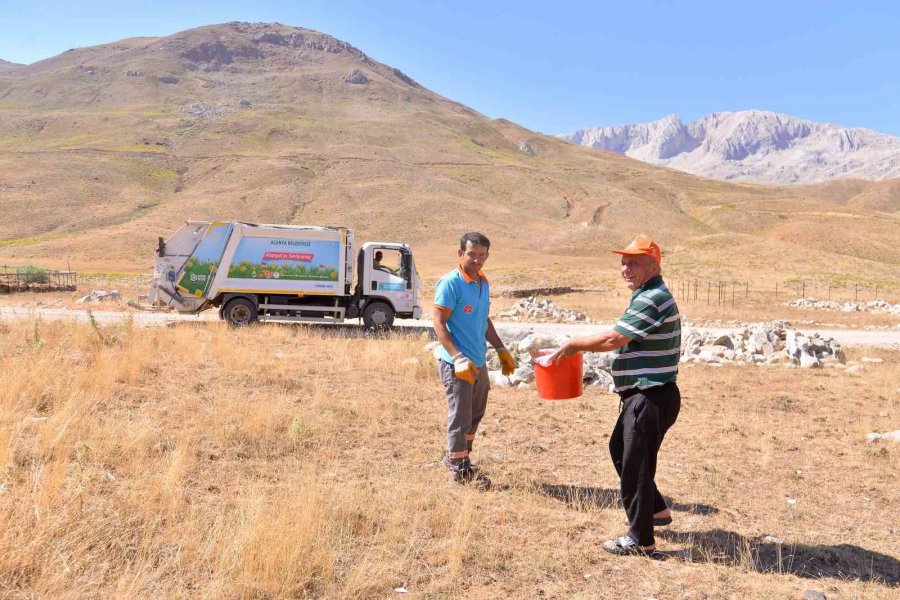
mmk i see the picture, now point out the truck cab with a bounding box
[356,242,422,327]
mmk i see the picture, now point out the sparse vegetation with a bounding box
[0,320,897,597]
[11,264,49,284]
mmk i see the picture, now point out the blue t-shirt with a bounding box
[434,267,491,367]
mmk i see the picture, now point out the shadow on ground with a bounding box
[659,529,900,586]
[539,484,719,517]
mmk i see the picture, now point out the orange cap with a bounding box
[611,235,662,264]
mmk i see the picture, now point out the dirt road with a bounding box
[2,306,899,347]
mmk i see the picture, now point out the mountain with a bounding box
[0,59,25,76]
[1,24,899,288]
[561,111,900,184]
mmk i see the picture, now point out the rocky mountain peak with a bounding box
[561,110,900,184]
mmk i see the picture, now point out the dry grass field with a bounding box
[1,319,897,599]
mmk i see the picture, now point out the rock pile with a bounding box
[184,103,230,118]
[76,290,121,304]
[497,296,591,323]
[518,141,536,156]
[345,69,370,84]
[787,298,900,315]
[681,322,846,368]
[422,322,860,396]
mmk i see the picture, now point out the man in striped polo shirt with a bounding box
[550,235,680,556]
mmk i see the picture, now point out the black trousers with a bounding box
[609,382,681,546]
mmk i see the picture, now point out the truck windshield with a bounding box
[373,249,402,276]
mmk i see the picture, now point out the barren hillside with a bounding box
[1,22,898,288]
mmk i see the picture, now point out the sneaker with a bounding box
[601,535,656,556]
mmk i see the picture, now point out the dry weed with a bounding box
[0,321,897,598]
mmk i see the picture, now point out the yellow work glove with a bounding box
[497,347,516,376]
[452,352,479,385]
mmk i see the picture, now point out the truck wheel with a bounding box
[362,302,394,330]
[222,297,258,326]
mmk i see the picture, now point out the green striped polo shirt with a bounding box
[611,275,681,393]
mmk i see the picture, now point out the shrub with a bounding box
[18,264,49,284]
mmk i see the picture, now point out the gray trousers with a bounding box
[438,360,490,459]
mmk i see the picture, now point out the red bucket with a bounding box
[533,349,583,400]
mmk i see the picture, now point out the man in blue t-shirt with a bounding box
[433,232,515,489]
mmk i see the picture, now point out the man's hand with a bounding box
[497,347,516,376]
[547,339,580,364]
[452,352,480,385]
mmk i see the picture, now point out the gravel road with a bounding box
[2,306,898,348]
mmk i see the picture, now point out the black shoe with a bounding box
[442,454,480,473]
[444,457,490,490]
[602,535,656,556]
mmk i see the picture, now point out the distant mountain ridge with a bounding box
[561,111,900,184]
[0,58,25,75]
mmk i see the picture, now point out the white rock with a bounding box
[488,371,511,387]
[868,430,900,442]
[517,333,563,354]
[799,352,821,369]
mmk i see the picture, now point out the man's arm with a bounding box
[433,306,461,358]
[549,329,631,362]
[485,317,505,350]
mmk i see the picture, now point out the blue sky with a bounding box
[1,1,898,135]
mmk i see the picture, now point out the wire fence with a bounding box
[1,265,77,293]
[669,278,899,307]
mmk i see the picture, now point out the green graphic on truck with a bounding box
[226,237,341,281]
[177,222,233,297]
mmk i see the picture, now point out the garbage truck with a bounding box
[147,221,422,327]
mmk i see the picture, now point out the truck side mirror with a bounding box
[400,253,412,289]
[157,237,166,257]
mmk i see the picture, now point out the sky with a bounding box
[1,1,899,135]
